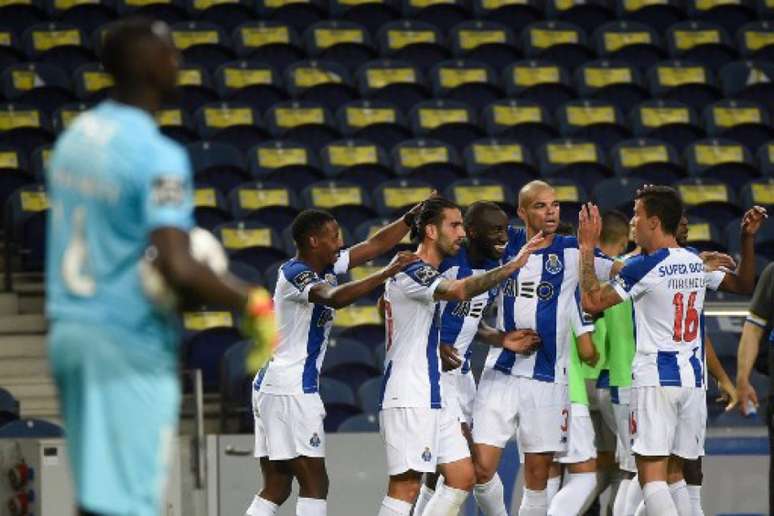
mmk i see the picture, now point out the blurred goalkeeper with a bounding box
[45,18,276,516]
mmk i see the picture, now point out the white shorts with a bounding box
[558,403,597,464]
[472,369,569,454]
[252,391,326,460]
[441,372,477,425]
[590,387,617,453]
[612,401,636,472]
[379,407,470,476]
[630,386,707,460]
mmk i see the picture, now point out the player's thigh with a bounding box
[437,408,473,489]
[472,370,519,449]
[673,388,706,461]
[379,408,441,476]
[287,455,329,496]
[630,386,678,458]
[590,408,616,454]
[516,378,569,455]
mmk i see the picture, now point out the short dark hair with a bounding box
[634,185,683,236]
[411,197,461,242]
[291,209,336,248]
[100,18,162,83]
[600,210,630,246]
[464,201,504,228]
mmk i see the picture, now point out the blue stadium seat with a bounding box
[676,177,742,228]
[445,177,516,213]
[392,138,465,190]
[538,138,612,195]
[0,104,53,156]
[23,23,94,72]
[5,184,48,272]
[0,145,35,222]
[631,99,705,152]
[2,62,74,113]
[338,412,379,432]
[0,3,45,39]
[464,137,539,192]
[557,99,631,149]
[219,340,252,432]
[330,0,400,36]
[319,376,357,406]
[305,21,376,71]
[193,184,231,232]
[357,376,383,414]
[575,59,648,114]
[214,220,289,271]
[116,0,187,24]
[0,419,64,438]
[611,138,684,183]
[522,21,593,71]
[483,99,558,150]
[214,61,286,115]
[302,180,376,233]
[472,0,541,35]
[249,140,324,191]
[377,20,449,70]
[265,100,340,152]
[648,60,721,112]
[740,178,774,209]
[0,27,24,69]
[174,64,218,113]
[29,144,51,183]
[410,99,484,152]
[449,21,520,70]
[185,0,254,32]
[592,176,646,217]
[373,178,434,217]
[194,102,268,152]
[264,260,282,295]
[232,21,304,70]
[187,140,249,196]
[321,139,393,191]
[155,105,198,144]
[228,180,301,232]
[401,0,471,33]
[704,100,774,153]
[684,216,725,252]
[324,338,377,372]
[546,178,589,227]
[183,309,242,392]
[758,0,774,18]
[504,60,576,113]
[52,102,90,134]
[356,60,429,114]
[685,138,759,190]
[229,260,264,286]
[686,0,756,39]
[666,20,738,68]
[738,21,774,62]
[752,216,774,260]
[719,61,774,107]
[170,21,234,70]
[759,141,774,176]
[285,60,357,113]
[616,0,685,33]
[72,62,113,102]
[48,0,117,35]
[256,0,327,35]
[593,21,665,70]
[430,59,502,112]
[323,363,380,396]
[337,99,412,151]
[354,217,413,254]
[546,0,615,35]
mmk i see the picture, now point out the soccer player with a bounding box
[377,197,544,516]
[247,206,425,516]
[471,180,621,516]
[413,201,542,515]
[45,19,275,516]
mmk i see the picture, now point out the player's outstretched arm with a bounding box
[578,204,624,314]
[716,206,768,294]
[434,231,545,302]
[309,251,419,309]
[705,334,737,411]
[347,194,435,269]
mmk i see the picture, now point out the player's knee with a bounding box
[473,458,497,484]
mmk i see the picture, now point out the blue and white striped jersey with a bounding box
[485,226,614,384]
[254,250,350,395]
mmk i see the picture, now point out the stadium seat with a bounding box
[738,21,774,62]
[430,59,502,112]
[593,21,665,70]
[356,59,429,114]
[760,141,774,176]
[183,309,242,392]
[265,100,340,152]
[0,3,45,39]
[683,216,725,252]
[338,412,379,432]
[52,102,90,134]
[30,144,51,183]
[0,103,54,156]
[592,176,646,217]
[331,302,384,348]
[758,0,774,18]
[376,20,449,70]
[648,60,721,112]
[373,177,434,217]
[115,0,187,24]
[185,0,253,32]
[575,60,648,114]
[557,99,631,149]
[704,100,774,152]
[219,340,252,432]
[187,140,249,196]
[302,180,376,233]
[685,138,760,190]
[686,0,756,39]
[5,184,48,272]
[232,21,304,70]
[752,216,774,259]
[264,260,282,294]
[0,145,35,223]
[192,185,231,231]
[324,338,377,372]
[0,419,64,438]
[72,62,113,102]
[482,99,558,150]
[546,0,615,35]
[471,0,542,35]
[323,367,380,396]
[256,0,327,34]
[319,377,359,431]
[464,137,539,192]
[676,177,742,227]
[305,21,376,71]
[23,23,94,72]
[214,220,289,271]
[445,177,516,213]
[719,60,774,106]
[449,21,520,70]
[357,376,383,413]
[0,387,19,426]
[170,22,234,71]
[249,140,324,191]
[611,138,684,183]
[321,139,393,191]
[2,62,74,113]
[740,178,774,209]
[329,0,400,36]
[504,60,576,113]
[172,64,218,113]
[155,105,198,144]
[401,0,471,33]
[285,60,357,113]
[538,138,612,194]
[0,27,24,69]
[194,102,268,152]
[337,99,412,151]
[616,0,685,33]
[354,217,413,255]
[666,21,738,68]
[631,99,705,152]
[545,177,588,227]
[228,181,301,232]
[410,99,484,151]
[214,61,286,116]
[48,0,117,35]
[392,137,465,189]
[522,21,593,71]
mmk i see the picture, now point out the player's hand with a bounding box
[717,377,738,412]
[736,378,759,416]
[700,251,736,272]
[382,251,420,277]
[741,206,768,237]
[243,288,278,374]
[440,344,462,371]
[502,329,541,355]
[509,231,544,270]
[404,190,440,226]
[578,203,602,248]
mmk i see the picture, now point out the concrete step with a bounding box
[0,356,51,378]
[18,294,44,315]
[0,293,19,316]
[0,314,46,335]
[0,335,46,359]
[3,377,56,399]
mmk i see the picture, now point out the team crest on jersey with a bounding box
[412,265,439,286]
[421,447,432,462]
[324,273,336,285]
[536,281,555,301]
[545,254,563,275]
[310,433,321,447]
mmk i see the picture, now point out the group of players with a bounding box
[245,176,768,516]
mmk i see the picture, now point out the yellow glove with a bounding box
[243,288,278,374]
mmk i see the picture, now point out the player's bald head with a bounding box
[518,180,554,209]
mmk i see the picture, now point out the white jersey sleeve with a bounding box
[395,262,444,303]
[281,261,326,303]
[610,254,662,301]
[705,269,725,291]
[333,248,351,274]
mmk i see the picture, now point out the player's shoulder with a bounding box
[280,259,319,290]
[619,248,670,278]
[400,260,441,286]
